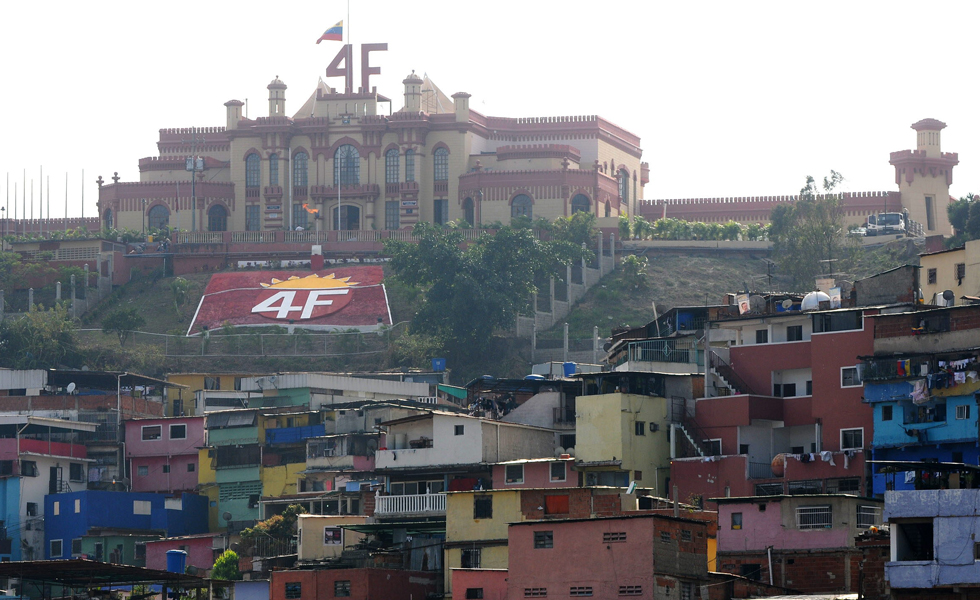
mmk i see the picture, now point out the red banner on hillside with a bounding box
[188,267,391,335]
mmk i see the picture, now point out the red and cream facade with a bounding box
[97,65,647,233]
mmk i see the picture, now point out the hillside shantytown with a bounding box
[1,39,979,600]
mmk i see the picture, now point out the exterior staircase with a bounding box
[709,351,755,396]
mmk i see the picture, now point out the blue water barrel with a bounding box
[562,362,577,377]
[166,549,188,573]
[432,358,446,372]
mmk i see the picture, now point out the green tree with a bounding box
[170,277,192,318]
[621,255,649,290]
[385,222,589,364]
[618,212,632,240]
[769,171,857,286]
[947,193,980,248]
[211,550,241,581]
[551,211,598,249]
[0,303,78,368]
[102,306,146,347]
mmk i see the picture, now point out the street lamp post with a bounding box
[1,206,5,251]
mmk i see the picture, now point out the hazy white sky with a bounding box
[2,0,978,219]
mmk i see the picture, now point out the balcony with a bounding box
[616,340,704,371]
[375,493,446,517]
[553,407,576,429]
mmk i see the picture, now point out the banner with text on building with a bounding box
[188,266,391,335]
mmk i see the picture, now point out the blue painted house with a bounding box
[44,491,208,560]
[865,376,979,495]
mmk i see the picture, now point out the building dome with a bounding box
[403,70,423,84]
[801,290,831,311]
[267,76,287,90]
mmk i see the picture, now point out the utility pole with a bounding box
[182,128,206,232]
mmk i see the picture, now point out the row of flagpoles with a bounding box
[4,170,87,229]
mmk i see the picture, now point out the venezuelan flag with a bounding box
[317,21,343,44]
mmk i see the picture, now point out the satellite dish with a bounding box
[801,290,831,311]
[222,511,233,522]
[66,383,76,394]
[942,290,955,306]
[748,295,766,312]
[555,447,565,458]
[781,299,794,310]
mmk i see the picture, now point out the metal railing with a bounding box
[857,505,882,528]
[375,493,446,516]
[710,351,755,395]
[796,505,833,530]
[622,340,704,366]
[748,462,777,479]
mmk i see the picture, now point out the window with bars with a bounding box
[465,590,484,599]
[857,505,881,528]
[511,194,532,220]
[385,201,400,230]
[796,505,833,529]
[292,204,309,230]
[523,589,546,598]
[681,530,692,542]
[618,170,629,200]
[434,147,449,181]
[269,154,279,187]
[603,532,627,543]
[148,205,169,229]
[385,149,400,185]
[333,580,351,597]
[284,583,302,599]
[618,586,642,596]
[246,154,261,188]
[434,199,449,225]
[405,149,415,182]
[570,587,593,597]
[660,531,671,543]
[294,152,309,187]
[246,205,260,231]
[334,145,359,186]
[533,531,553,549]
[474,495,492,519]
[461,548,481,568]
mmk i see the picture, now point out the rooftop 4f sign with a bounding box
[188,266,391,335]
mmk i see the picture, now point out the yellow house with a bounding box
[444,489,523,597]
[297,514,368,562]
[575,391,672,495]
[920,239,980,305]
[165,372,258,416]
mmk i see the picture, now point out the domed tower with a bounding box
[402,71,423,112]
[268,76,287,117]
[889,118,959,236]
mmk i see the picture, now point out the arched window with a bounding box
[334,145,359,186]
[462,197,475,226]
[604,201,611,218]
[104,209,113,229]
[618,169,629,201]
[208,205,228,232]
[293,152,309,188]
[385,149,400,186]
[269,154,279,187]
[511,194,533,220]
[245,154,261,188]
[148,205,170,229]
[571,194,591,214]
[433,147,449,181]
[405,149,415,182]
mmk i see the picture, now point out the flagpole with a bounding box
[65,173,68,230]
[47,174,50,233]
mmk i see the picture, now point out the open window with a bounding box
[894,519,934,561]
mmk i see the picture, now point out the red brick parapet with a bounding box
[496,144,581,163]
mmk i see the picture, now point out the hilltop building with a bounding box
[96,45,647,234]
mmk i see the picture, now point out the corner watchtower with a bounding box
[889,118,959,236]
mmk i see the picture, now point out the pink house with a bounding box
[714,495,883,592]
[145,532,223,574]
[125,416,205,494]
[452,569,507,600]
[506,513,709,599]
[491,457,577,489]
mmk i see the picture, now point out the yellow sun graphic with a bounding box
[259,273,359,289]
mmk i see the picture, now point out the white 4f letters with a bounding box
[251,289,350,320]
